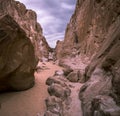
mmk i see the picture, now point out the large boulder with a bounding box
[45,96,63,116]
[48,83,71,100]
[0,0,51,59]
[63,68,73,76]
[66,70,81,82]
[0,15,37,92]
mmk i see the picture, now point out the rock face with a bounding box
[55,0,120,116]
[45,72,83,116]
[56,0,120,60]
[80,28,120,115]
[0,15,37,91]
[0,0,50,59]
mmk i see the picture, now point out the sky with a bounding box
[16,0,76,48]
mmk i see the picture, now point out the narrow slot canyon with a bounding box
[0,0,120,116]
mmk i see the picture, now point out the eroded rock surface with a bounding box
[45,96,63,116]
[56,0,120,60]
[55,0,120,115]
[0,0,50,59]
[66,70,81,82]
[45,71,83,116]
[0,15,37,92]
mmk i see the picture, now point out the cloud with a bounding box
[61,3,75,10]
[45,32,64,48]
[16,0,76,47]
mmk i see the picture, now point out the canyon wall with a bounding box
[0,0,50,60]
[56,0,120,60]
[56,0,120,115]
[0,0,51,92]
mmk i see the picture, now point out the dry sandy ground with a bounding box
[0,62,63,116]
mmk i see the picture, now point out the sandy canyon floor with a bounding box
[0,61,83,116]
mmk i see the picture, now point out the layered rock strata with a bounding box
[0,0,50,59]
[0,15,37,91]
